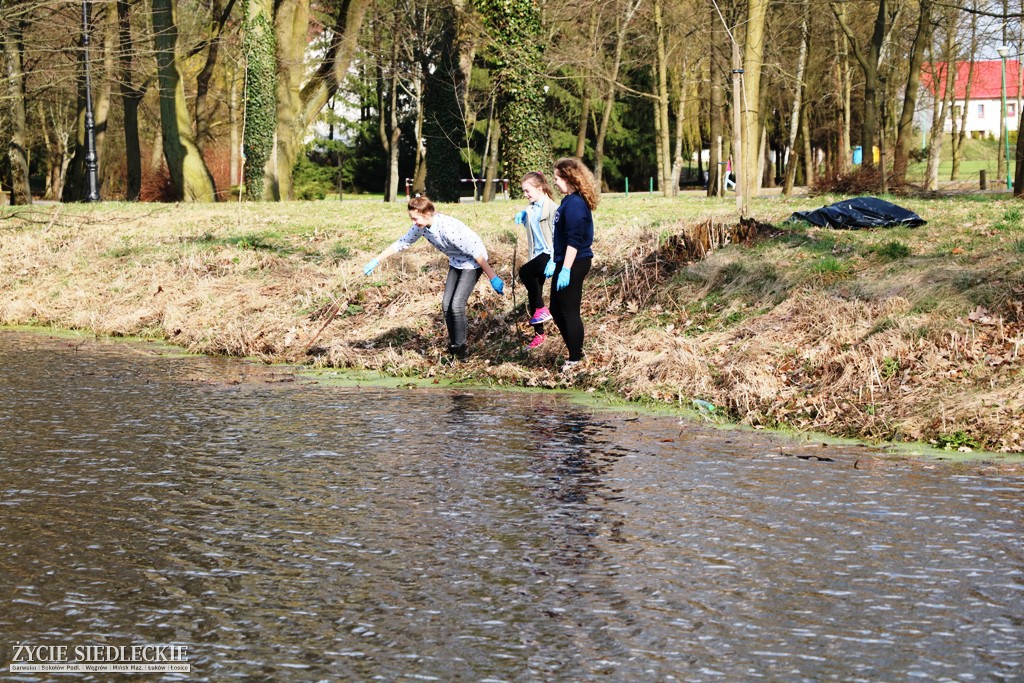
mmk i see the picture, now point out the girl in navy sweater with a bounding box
[550,158,598,371]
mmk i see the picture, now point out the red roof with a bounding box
[922,60,1022,99]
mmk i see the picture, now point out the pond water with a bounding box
[0,330,1022,682]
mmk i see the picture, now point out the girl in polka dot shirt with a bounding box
[363,196,504,359]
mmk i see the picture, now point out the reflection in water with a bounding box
[0,331,1022,681]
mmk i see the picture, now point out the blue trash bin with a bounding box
[852,146,863,165]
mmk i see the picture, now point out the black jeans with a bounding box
[441,266,481,348]
[518,252,550,334]
[549,257,591,361]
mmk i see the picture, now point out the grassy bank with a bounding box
[1,193,1022,453]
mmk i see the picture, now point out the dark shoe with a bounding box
[447,344,469,360]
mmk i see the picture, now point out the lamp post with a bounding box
[997,45,1012,191]
[82,0,100,201]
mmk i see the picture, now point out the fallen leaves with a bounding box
[967,306,999,326]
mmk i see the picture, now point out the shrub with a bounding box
[293,151,338,201]
[810,256,851,275]
[932,430,979,451]
[813,166,883,194]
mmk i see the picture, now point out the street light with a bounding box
[997,45,1012,191]
[82,0,100,201]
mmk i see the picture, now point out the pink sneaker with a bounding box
[525,333,546,350]
[529,307,553,325]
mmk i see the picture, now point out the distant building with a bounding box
[920,60,1022,138]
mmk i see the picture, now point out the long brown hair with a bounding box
[554,157,599,210]
[521,171,554,200]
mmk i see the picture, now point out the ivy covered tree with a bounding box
[477,0,550,197]
[421,1,467,203]
[242,0,276,200]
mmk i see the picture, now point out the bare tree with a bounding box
[891,0,932,187]
[3,11,31,204]
[740,0,768,210]
[831,0,900,170]
[783,0,809,195]
[153,0,216,200]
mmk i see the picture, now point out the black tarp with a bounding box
[788,197,926,229]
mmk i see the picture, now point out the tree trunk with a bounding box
[708,5,725,197]
[229,74,240,190]
[195,0,232,146]
[242,0,276,200]
[998,0,1009,184]
[3,18,32,204]
[412,75,427,194]
[273,0,310,200]
[879,78,890,192]
[117,0,144,200]
[153,0,217,201]
[575,7,598,160]
[832,0,888,169]
[95,11,115,194]
[837,26,851,175]
[38,102,72,201]
[732,39,744,213]
[741,0,768,206]
[802,102,815,187]
[784,0,809,195]
[1016,5,1024,194]
[479,0,551,198]
[483,114,501,202]
[926,10,957,191]
[63,40,87,200]
[299,0,372,129]
[654,0,671,196]
[377,29,401,203]
[668,64,688,195]
[594,0,641,189]
[952,12,977,181]
[576,86,590,159]
[891,0,932,187]
[422,2,468,202]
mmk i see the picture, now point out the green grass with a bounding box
[906,136,1016,185]
[872,240,912,260]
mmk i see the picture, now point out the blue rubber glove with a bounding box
[556,266,571,291]
[490,276,505,294]
[543,259,556,279]
[514,210,527,225]
[363,258,379,276]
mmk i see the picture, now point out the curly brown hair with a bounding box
[554,157,599,210]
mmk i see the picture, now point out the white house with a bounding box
[921,60,1022,138]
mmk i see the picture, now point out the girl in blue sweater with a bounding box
[514,171,557,350]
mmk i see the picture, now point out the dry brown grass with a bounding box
[1,195,1021,453]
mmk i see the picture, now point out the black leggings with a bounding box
[549,257,591,361]
[518,253,550,334]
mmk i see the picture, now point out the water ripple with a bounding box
[0,332,1022,682]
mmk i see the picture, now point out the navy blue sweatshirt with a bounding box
[552,192,594,262]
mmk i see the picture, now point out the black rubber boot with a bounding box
[447,344,469,360]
